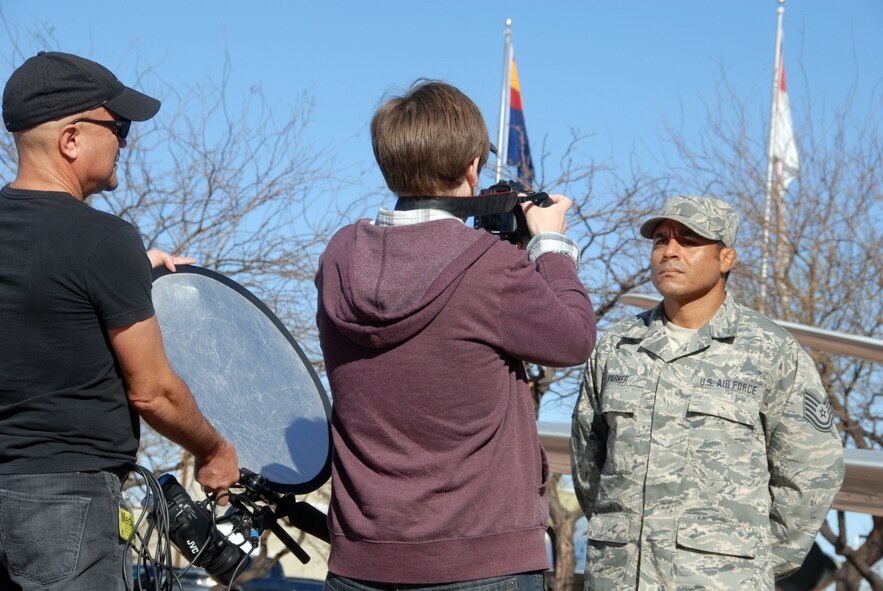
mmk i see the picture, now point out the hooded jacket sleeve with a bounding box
[497,250,595,368]
[764,344,845,578]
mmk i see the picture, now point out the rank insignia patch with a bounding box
[804,391,834,432]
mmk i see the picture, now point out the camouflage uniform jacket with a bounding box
[571,295,844,590]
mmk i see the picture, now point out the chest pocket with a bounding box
[686,391,761,482]
[600,386,641,475]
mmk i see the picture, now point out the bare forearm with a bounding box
[130,373,240,495]
[110,316,239,494]
[129,373,223,460]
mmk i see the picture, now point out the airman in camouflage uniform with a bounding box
[571,196,845,590]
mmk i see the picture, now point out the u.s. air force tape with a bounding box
[804,391,834,432]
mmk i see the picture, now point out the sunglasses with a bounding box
[72,118,131,140]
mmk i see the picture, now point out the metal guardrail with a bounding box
[618,293,883,364]
[538,421,883,516]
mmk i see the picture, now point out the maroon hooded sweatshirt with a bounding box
[315,217,595,583]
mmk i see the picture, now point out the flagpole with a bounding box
[495,18,513,182]
[759,0,785,315]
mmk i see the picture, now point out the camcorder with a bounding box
[394,179,552,244]
[158,473,250,584]
[147,470,329,586]
[473,180,552,244]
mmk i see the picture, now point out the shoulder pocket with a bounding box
[687,392,756,427]
[685,392,762,483]
[600,386,641,474]
[601,386,640,415]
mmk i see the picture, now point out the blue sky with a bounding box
[4,0,881,198]
[4,0,882,417]
[4,1,880,391]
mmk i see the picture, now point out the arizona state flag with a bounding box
[506,55,535,188]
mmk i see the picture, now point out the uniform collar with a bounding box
[621,293,741,361]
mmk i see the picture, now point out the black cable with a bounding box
[206,490,248,591]
[127,468,300,590]
[128,464,179,591]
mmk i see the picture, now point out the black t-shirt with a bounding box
[0,185,154,473]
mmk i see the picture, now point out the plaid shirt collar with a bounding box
[374,206,464,227]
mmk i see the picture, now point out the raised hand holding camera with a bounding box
[472,179,558,244]
[521,193,571,237]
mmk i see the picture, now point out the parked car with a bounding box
[132,564,215,590]
[237,563,324,591]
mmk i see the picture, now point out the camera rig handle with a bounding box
[235,469,330,564]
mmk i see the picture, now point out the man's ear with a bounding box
[58,124,79,161]
[464,156,480,189]
[720,246,737,274]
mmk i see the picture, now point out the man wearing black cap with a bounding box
[570,196,844,590]
[0,52,240,589]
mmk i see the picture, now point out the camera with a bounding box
[473,180,551,244]
[159,473,250,585]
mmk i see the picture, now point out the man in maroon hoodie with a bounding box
[315,80,595,591]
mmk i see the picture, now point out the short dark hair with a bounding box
[371,80,490,196]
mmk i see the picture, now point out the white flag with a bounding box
[772,55,799,189]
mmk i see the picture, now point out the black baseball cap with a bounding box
[3,51,161,133]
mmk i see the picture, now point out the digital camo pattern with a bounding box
[571,295,845,590]
[639,196,740,247]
